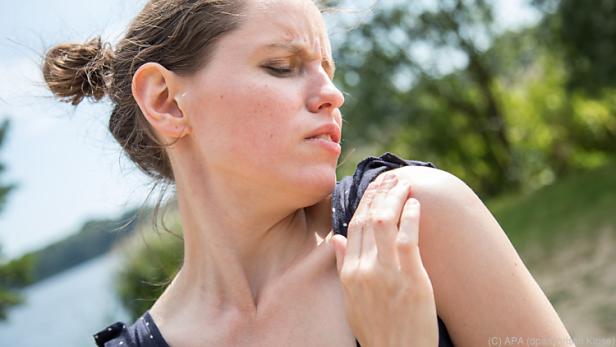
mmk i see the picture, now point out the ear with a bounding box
[132,62,192,140]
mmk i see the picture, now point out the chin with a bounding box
[295,169,337,204]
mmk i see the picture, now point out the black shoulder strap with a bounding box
[93,321,126,347]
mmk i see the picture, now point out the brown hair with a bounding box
[41,0,246,231]
[42,0,245,182]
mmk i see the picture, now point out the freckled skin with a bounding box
[177,0,342,207]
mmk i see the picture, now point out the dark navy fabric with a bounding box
[331,152,454,347]
[94,152,455,347]
[94,310,169,347]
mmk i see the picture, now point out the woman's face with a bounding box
[180,0,345,204]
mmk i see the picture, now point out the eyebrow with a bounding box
[261,42,336,77]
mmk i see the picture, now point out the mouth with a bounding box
[305,134,335,142]
[304,123,342,144]
[304,135,342,155]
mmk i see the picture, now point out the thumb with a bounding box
[331,234,347,275]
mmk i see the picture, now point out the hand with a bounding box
[331,172,438,347]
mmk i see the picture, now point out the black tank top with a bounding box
[94,152,456,347]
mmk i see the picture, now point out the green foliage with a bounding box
[334,0,616,198]
[0,119,19,215]
[534,0,616,94]
[0,118,34,321]
[334,0,515,196]
[487,162,616,264]
[0,253,35,287]
[114,206,183,321]
[495,34,616,184]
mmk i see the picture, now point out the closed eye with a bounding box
[264,65,294,75]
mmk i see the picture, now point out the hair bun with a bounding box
[42,36,114,105]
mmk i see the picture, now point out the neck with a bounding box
[151,167,334,324]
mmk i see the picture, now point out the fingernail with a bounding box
[383,172,396,181]
[382,173,397,187]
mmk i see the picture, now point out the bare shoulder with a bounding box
[387,165,480,209]
[381,165,572,347]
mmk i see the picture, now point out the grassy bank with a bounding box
[487,162,616,262]
[486,163,616,335]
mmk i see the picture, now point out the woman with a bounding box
[42,0,574,346]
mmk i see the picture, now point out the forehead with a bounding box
[230,0,332,57]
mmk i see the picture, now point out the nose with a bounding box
[306,70,345,114]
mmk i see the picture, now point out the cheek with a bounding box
[197,76,304,154]
[215,82,302,147]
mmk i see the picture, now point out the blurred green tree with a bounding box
[524,0,616,171]
[334,0,616,196]
[533,0,616,95]
[335,0,514,196]
[0,118,35,321]
[114,206,183,321]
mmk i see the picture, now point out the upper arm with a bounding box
[388,166,572,347]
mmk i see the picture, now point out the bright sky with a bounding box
[0,0,540,259]
[0,0,152,259]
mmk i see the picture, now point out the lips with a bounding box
[304,123,341,144]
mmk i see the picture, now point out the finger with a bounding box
[368,175,413,267]
[397,198,425,276]
[361,175,398,263]
[344,185,377,270]
[350,173,388,221]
